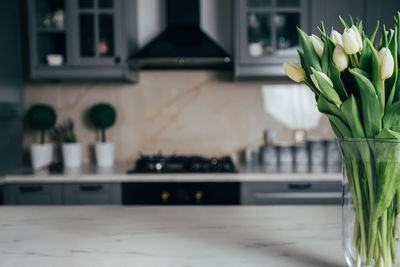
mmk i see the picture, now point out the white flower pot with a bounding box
[30,144,53,170]
[62,143,82,168]
[95,142,115,167]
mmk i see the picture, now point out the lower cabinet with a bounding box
[63,183,121,205]
[241,181,341,205]
[2,183,121,205]
[3,184,63,205]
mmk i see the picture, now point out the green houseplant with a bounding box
[283,13,400,267]
[51,119,81,169]
[26,104,57,170]
[89,103,117,167]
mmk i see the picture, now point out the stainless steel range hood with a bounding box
[129,0,232,69]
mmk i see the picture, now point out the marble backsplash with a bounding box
[24,71,334,164]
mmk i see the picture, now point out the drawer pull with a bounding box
[288,183,312,190]
[79,185,103,192]
[19,185,43,193]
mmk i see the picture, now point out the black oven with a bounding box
[122,182,240,205]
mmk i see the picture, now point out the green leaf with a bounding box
[359,38,373,74]
[367,21,380,43]
[376,128,400,140]
[297,27,322,72]
[329,61,348,100]
[381,24,388,49]
[373,128,400,222]
[297,49,311,80]
[339,16,349,29]
[383,101,400,132]
[311,67,342,107]
[317,96,352,137]
[348,15,354,26]
[321,36,329,73]
[386,25,398,108]
[366,38,384,111]
[349,68,382,138]
[340,95,366,138]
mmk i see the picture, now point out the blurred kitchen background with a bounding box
[1,0,399,205]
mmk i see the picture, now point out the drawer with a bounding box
[3,184,63,205]
[63,183,121,205]
[241,181,341,205]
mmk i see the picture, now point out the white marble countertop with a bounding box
[0,164,342,184]
[0,206,345,267]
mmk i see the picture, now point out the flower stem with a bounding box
[304,80,320,96]
[353,54,359,66]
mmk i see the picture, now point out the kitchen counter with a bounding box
[0,205,345,267]
[0,164,341,184]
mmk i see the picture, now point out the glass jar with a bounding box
[339,138,400,267]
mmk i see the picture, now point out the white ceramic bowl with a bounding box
[47,54,64,66]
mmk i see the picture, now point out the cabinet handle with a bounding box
[19,185,43,193]
[79,185,103,192]
[160,191,170,203]
[288,183,312,190]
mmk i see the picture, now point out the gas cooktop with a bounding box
[127,154,237,173]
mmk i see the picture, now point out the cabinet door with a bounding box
[63,183,121,204]
[3,184,63,205]
[241,181,341,205]
[70,0,123,66]
[237,0,309,65]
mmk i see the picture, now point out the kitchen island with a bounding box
[0,206,345,267]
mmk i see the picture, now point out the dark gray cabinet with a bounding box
[234,0,309,79]
[0,0,24,174]
[241,181,341,205]
[63,183,121,204]
[3,184,63,205]
[2,182,121,205]
[27,0,137,81]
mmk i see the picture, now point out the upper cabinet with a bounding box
[234,0,309,79]
[27,0,137,82]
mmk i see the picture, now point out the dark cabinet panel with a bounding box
[234,0,309,79]
[3,184,63,205]
[63,183,121,204]
[27,0,137,81]
[241,181,341,205]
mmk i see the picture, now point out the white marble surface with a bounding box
[0,206,345,267]
[1,165,341,184]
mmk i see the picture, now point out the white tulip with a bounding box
[378,48,394,80]
[283,61,305,83]
[330,30,343,47]
[310,34,324,57]
[342,26,363,55]
[351,25,363,51]
[332,45,349,72]
[311,72,334,91]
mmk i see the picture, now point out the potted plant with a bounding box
[26,104,57,170]
[89,103,117,167]
[51,119,81,168]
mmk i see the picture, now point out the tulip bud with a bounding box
[351,25,363,51]
[332,45,349,72]
[330,30,343,47]
[310,34,324,57]
[310,72,334,92]
[378,48,394,80]
[283,61,305,82]
[342,27,363,55]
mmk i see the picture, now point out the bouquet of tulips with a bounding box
[284,14,400,266]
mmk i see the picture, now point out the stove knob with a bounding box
[194,191,203,203]
[161,191,170,203]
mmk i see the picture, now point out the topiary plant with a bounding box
[89,103,117,142]
[26,104,57,144]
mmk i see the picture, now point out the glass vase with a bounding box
[339,138,400,267]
